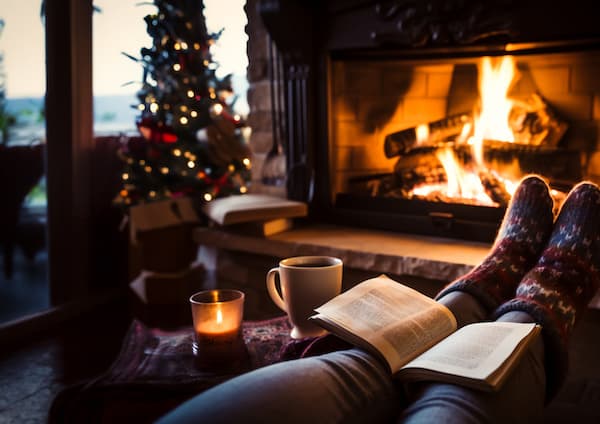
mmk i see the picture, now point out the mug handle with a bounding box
[266,267,287,312]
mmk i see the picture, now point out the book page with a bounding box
[313,275,457,372]
[399,322,538,383]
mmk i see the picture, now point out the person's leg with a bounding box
[393,175,553,423]
[398,310,546,424]
[494,181,600,399]
[399,181,600,423]
[436,175,554,313]
[156,348,403,424]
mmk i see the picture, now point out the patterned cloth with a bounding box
[436,175,554,312]
[495,181,600,400]
[49,316,293,424]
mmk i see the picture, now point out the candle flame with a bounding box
[216,308,223,324]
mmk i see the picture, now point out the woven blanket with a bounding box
[49,316,293,424]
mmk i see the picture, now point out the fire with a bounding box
[470,56,516,164]
[438,147,496,205]
[411,56,520,205]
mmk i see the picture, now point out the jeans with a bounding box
[156,292,546,424]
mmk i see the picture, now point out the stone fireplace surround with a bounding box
[245,0,600,242]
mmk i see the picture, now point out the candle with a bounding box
[190,289,245,368]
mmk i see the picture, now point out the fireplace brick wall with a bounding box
[244,0,285,198]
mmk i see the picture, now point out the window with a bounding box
[92,0,248,137]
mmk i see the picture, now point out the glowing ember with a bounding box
[416,124,430,145]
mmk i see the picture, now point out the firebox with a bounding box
[259,0,600,242]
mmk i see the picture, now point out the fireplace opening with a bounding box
[258,0,600,243]
[329,50,599,241]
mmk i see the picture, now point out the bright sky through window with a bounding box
[94,0,248,96]
[0,0,46,97]
[0,0,248,97]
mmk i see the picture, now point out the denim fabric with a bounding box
[399,311,545,424]
[156,348,403,424]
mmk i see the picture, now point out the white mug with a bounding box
[266,256,343,339]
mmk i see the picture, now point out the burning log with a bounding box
[350,92,573,207]
[384,113,473,158]
[509,93,568,147]
[478,170,511,207]
[383,93,568,158]
[347,173,398,197]
[393,151,447,188]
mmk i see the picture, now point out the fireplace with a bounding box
[259,0,600,242]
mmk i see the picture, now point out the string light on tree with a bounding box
[114,0,251,208]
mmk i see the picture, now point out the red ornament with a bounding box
[137,118,178,143]
[205,172,230,196]
[219,108,245,128]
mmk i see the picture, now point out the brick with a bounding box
[571,61,600,93]
[382,70,427,97]
[529,66,570,94]
[448,64,478,98]
[349,144,395,170]
[561,121,599,151]
[403,97,447,122]
[585,151,600,182]
[333,146,352,172]
[427,71,453,97]
[594,95,600,121]
[333,121,377,147]
[331,61,347,97]
[246,80,272,112]
[248,130,274,154]
[357,96,401,130]
[332,96,359,121]
[332,142,394,173]
[344,69,383,96]
[247,58,269,82]
[544,93,593,121]
[249,151,266,182]
[246,110,272,133]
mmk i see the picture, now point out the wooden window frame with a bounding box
[45,0,95,304]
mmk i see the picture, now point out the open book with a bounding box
[309,275,540,392]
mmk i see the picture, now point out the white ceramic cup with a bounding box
[266,256,343,339]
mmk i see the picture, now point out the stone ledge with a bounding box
[194,224,491,282]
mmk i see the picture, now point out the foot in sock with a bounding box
[495,181,600,399]
[435,175,554,313]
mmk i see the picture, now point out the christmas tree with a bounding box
[115,0,251,208]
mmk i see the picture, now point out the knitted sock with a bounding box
[435,175,554,312]
[494,181,600,400]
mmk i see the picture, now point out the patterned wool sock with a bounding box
[435,175,554,313]
[494,181,600,399]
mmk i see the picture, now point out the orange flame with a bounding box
[412,56,521,205]
[470,56,516,165]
